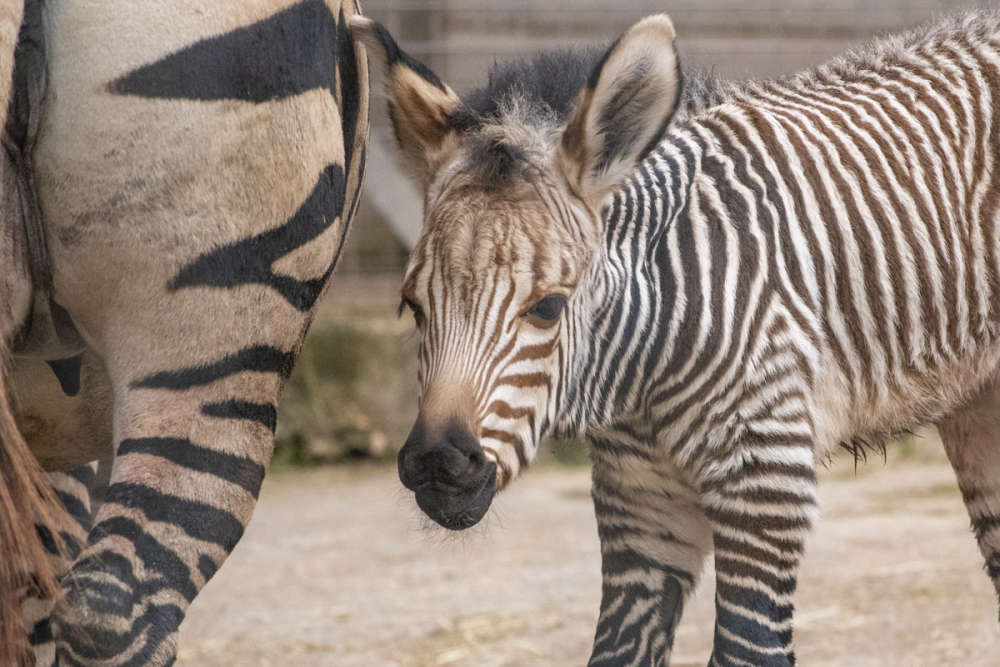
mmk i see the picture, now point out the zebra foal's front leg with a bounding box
[588,429,713,666]
[699,433,818,667]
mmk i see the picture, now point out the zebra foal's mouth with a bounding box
[398,418,499,530]
[413,464,497,530]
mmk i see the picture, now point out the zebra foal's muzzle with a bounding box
[398,417,497,530]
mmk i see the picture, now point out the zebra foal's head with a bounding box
[354,15,680,529]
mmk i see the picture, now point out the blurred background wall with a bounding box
[277,0,993,465]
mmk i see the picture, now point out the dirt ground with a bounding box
[177,438,1000,666]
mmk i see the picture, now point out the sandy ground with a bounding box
[177,441,1000,666]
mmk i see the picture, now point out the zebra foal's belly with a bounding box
[809,338,1000,456]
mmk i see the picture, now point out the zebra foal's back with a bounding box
[688,11,1000,451]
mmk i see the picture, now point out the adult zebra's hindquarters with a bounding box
[364,9,1000,667]
[0,0,370,663]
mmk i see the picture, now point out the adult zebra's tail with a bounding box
[0,1,65,662]
[0,343,78,665]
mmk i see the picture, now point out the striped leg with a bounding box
[50,353,284,664]
[28,463,102,665]
[48,462,100,540]
[701,451,817,667]
[32,0,369,660]
[588,429,712,666]
[938,380,1000,612]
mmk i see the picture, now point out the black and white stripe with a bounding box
[542,13,1000,665]
[378,10,1000,666]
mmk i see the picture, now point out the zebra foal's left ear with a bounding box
[350,17,461,186]
[558,14,680,206]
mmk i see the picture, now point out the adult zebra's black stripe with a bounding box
[69,461,95,487]
[101,483,244,551]
[54,490,90,528]
[33,524,80,559]
[117,438,266,497]
[28,619,52,647]
[197,555,218,581]
[132,345,296,390]
[35,524,60,556]
[201,400,278,433]
[168,164,346,311]
[109,0,338,103]
[79,524,197,602]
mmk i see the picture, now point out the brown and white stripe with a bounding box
[366,11,1000,666]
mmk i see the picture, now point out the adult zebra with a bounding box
[356,10,1000,666]
[0,0,369,664]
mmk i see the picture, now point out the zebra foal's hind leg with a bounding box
[938,379,1000,610]
[587,428,713,666]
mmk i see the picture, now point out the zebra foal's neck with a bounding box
[565,10,1000,449]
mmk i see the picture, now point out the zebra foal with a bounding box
[357,10,1000,665]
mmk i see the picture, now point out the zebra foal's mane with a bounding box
[448,8,1000,142]
[447,44,730,186]
[454,46,729,128]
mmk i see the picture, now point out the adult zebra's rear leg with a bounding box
[32,0,370,661]
[588,427,712,666]
[27,463,103,666]
[938,379,1000,612]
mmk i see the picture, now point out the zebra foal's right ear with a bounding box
[557,14,680,207]
[350,17,461,186]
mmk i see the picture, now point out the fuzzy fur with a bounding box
[373,9,1000,663]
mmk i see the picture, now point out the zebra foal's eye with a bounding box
[524,294,567,325]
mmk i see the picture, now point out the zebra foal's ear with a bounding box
[558,14,680,206]
[350,17,461,186]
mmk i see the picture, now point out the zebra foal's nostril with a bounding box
[398,417,492,492]
[397,445,430,490]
